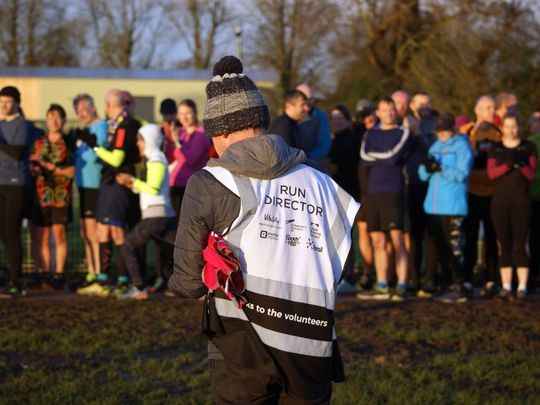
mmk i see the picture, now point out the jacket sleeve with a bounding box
[168,170,240,298]
[519,144,538,183]
[440,139,474,183]
[133,161,166,195]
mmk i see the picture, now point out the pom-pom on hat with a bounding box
[203,56,270,137]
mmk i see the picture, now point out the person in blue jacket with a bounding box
[418,112,473,303]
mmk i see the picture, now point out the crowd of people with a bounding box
[0,83,539,303]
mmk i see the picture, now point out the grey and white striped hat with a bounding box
[203,56,270,137]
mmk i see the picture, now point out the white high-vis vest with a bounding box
[204,163,360,358]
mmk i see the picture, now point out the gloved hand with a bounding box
[77,131,97,149]
[423,155,441,173]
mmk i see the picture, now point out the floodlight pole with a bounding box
[235,26,243,61]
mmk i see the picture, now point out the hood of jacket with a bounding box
[208,134,310,179]
[138,123,163,159]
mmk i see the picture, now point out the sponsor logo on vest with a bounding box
[260,230,279,240]
[310,222,321,239]
[259,213,282,230]
[306,238,323,253]
[286,234,301,246]
[264,213,280,225]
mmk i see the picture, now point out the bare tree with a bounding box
[244,0,339,91]
[84,0,164,68]
[162,0,231,69]
[0,0,84,66]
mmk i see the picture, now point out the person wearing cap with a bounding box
[0,86,33,298]
[418,113,473,303]
[168,56,359,402]
[115,123,176,300]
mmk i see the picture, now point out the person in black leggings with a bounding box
[487,113,537,300]
[0,86,31,297]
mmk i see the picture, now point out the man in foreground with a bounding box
[168,56,359,403]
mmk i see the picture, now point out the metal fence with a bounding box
[0,186,157,277]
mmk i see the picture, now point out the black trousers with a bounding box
[407,183,438,287]
[0,185,25,285]
[209,359,331,405]
[122,217,171,287]
[529,201,540,289]
[427,215,465,288]
[491,194,531,268]
[463,194,498,284]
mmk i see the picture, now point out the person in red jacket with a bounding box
[487,113,537,300]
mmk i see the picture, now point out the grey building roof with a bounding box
[0,66,277,82]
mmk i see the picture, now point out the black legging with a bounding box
[427,215,465,288]
[121,217,171,288]
[464,194,498,284]
[491,195,530,267]
[0,185,25,285]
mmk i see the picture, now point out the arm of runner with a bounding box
[95,148,125,168]
[132,161,166,195]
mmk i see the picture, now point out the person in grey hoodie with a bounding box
[168,56,359,403]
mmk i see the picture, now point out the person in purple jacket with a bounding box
[357,97,412,302]
[166,99,211,223]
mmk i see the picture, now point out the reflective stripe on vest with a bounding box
[204,164,360,357]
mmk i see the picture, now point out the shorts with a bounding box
[32,206,70,226]
[79,187,99,219]
[365,192,405,232]
[96,183,135,227]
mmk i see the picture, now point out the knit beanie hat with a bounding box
[0,86,21,104]
[203,56,270,137]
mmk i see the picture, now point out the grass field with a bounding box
[1,293,539,404]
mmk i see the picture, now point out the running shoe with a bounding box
[112,283,129,299]
[0,284,26,299]
[358,273,374,291]
[149,276,165,293]
[515,290,527,301]
[435,290,467,304]
[118,286,149,301]
[356,286,390,301]
[417,285,435,299]
[495,288,514,302]
[390,287,407,302]
[480,284,498,299]
[77,282,111,297]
